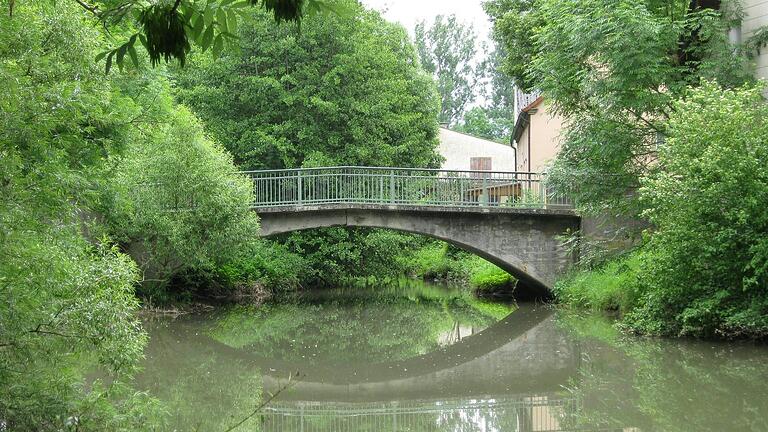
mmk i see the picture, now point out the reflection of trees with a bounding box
[557,313,768,432]
[135,320,264,431]
[206,288,513,365]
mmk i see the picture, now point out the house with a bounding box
[437,126,516,172]
[511,93,564,173]
[437,126,520,204]
[510,0,768,172]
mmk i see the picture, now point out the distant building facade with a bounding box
[512,94,564,173]
[437,127,516,172]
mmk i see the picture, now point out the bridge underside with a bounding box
[256,204,580,298]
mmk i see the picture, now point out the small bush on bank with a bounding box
[469,259,516,293]
[217,240,307,296]
[554,251,643,314]
[403,243,517,292]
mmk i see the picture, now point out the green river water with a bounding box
[136,281,768,432]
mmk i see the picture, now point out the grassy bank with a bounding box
[400,243,516,294]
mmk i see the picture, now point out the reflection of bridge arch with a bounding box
[202,306,579,401]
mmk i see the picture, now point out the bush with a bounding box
[469,259,516,292]
[625,82,768,338]
[554,251,642,313]
[217,240,307,295]
[106,99,261,298]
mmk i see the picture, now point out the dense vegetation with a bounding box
[0,1,516,427]
[488,0,768,337]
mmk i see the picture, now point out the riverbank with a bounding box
[554,249,768,340]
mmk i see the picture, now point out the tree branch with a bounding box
[73,0,100,16]
[223,373,301,432]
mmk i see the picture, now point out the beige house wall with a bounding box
[743,0,768,83]
[437,128,516,172]
[515,101,564,173]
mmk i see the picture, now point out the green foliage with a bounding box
[104,92,261,295]
[403,243,517,292]
[217,240,307,293]
[139,3,190,67]
[279,228,422,285]
[30,0,344,73]
[624,82,768,338]
[482,0,541,92]
[175,1,440,170]
[487,0,756,216]
[470,261,516,293]
[557,83,768,338]
[414,14,484,125]
[554,252,642,314]
[455,51,517,144]
[0,1,162,427]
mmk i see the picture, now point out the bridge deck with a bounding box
[253,202,577,217]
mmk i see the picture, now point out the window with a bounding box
[470,157,492,171]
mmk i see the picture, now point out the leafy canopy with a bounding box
[174,1,441,170]
[414,14,485,125]
[486,0,756,215]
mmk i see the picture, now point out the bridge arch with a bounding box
[257,204,580,298]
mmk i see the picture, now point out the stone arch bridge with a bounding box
[244,166,580,297]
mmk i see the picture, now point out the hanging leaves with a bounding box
[138,3,190,67]
[78,0,349,73]
[259,0,305,23]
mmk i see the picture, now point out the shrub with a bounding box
[625,82,768,338]
[469,259,516,292]
[554,251,643,314]
[106,100,260,297]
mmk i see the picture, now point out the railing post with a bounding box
[379,173,384,203]
[297,170,303,205]
[481,175,489,206]
[389,170,395,204]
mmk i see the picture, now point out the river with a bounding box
[135,281,768,431]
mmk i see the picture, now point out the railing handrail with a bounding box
[237,166,546,176]
[242,165,572,210]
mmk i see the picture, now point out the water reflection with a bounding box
[135,282,768,431]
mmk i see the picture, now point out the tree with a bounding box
[175,2,440,170]
[455,48,516,143]
[0,2,163,428]
[104,93,261,298]
[486,0,756,215]
[414,14,485,126]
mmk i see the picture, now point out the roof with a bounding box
[438,127,512,149]
[512,96,544,143]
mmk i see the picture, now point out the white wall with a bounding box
[437,128,516,172]
[743,0,768,83]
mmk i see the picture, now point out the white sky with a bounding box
[359,0,493,43]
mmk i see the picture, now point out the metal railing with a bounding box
[240,166,572,209]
